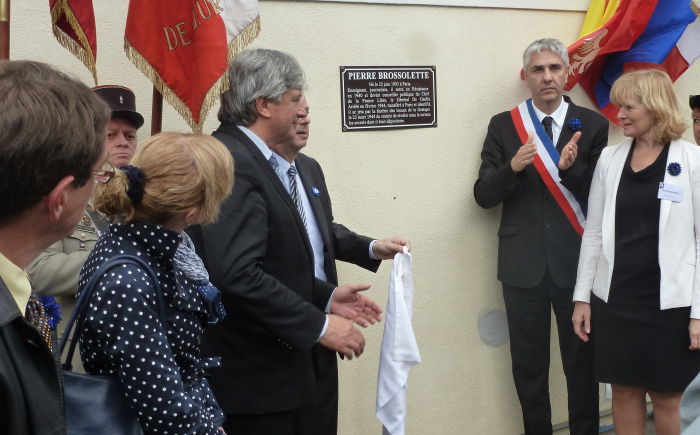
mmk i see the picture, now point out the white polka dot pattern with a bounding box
[77,222,225,435]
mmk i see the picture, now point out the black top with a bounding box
[609,141,670,304]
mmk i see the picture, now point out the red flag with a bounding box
[565,0,656,91]
[124,0,260,133]
[49,0,98,85]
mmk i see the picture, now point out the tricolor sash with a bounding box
[510,99,586,237]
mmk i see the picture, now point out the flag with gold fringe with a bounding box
[49,0,98,85]
[124,0,260,133]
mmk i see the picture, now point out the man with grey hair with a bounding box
[191,48,410,435]
[474,38,608,435]
[0,60,110,435]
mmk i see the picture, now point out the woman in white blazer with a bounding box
[572,69,700,435]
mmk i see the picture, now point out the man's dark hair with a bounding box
[0,60,110,223]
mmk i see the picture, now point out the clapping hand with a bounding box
[511,131,537,173]
[559,132,582,171]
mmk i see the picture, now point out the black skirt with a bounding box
[592,141,700,393]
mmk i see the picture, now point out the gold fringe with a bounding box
[692,1,700,16]
[50,0,98,85]
[123,15,261,133]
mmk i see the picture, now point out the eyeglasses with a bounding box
[92,162,115,184]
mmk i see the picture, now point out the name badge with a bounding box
[658,182,683,202]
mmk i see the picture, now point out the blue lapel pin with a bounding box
[312,187,320,196]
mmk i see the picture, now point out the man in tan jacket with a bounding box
[27,85,144,370]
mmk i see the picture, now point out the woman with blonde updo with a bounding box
[77,132,234,435]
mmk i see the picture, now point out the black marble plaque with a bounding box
[340,66,437,131]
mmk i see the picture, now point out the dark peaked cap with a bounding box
[93,85,145,130]
[691,94,700,111]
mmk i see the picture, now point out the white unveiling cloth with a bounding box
[376,250,421,435]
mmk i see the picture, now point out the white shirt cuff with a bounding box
[325,288,336,313]
[369,240,378,260]
[318,315,329,341]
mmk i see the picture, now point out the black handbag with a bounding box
[58,255,168,435]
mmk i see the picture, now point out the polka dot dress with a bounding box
[77,222,225,435]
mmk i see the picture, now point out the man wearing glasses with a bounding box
[27,85,144,371]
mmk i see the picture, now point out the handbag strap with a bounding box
[58,255,167,371]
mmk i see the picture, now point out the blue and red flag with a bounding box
[565,0,700,122]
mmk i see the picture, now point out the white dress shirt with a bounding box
[532,98,569,145]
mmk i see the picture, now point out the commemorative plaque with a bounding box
[340,66,437,131]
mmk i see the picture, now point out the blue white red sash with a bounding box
[510,99,586,237]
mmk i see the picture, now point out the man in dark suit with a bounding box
[192,48,410,435]
[474,38,609,435]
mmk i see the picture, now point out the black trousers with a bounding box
[310,345,339,435]
[223,407,310,435]
[502,270,599,435]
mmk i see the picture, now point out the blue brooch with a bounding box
[38,295,62,330]
[312,187,320,196]
[668,162,682,176]
[568,118,582,131]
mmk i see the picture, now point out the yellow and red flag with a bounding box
[49,0,98,85]
[566,0,700,122]
[124,0,260,133]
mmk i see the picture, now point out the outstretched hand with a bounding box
[372,237,411,260]
[330,283,382,327]
[559,131,581,171]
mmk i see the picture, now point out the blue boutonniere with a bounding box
[568,118,582,131]
[38,295,62,329]
[668,162,682,176]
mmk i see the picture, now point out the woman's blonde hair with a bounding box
[609,69,687,143]
[94,132,234,226]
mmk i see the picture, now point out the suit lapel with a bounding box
[660,140,685,238]
[216,124,315,262]
[295,158,331,250]
[556,96,577,152]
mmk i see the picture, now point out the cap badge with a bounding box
[82,214,92,226]
[120,95,124,104]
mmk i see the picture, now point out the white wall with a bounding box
[10,1,700,433]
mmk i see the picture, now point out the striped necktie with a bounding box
[287,165,308,233]
[268,156,283,182]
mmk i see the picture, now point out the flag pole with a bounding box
[0,0,9,60]
[151,86,163,136]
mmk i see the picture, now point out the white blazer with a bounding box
[573,139,700,317]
